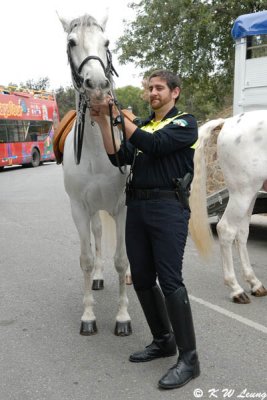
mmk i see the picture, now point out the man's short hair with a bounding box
[148,70,181,102]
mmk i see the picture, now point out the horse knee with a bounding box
[114,255,128,274]
[80,254,94,273]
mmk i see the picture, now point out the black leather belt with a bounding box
[126,188,178,201]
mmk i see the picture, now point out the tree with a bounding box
[115,85,150,118]
[55,86,75,118]
[24,77,50,91]
[116,0,267,119]
[54,85,149,120]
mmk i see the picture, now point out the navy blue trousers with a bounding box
[125,199,190,297]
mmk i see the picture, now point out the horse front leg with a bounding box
[113,209,132,336]
[70,202,97,335]
[91,212,104,290]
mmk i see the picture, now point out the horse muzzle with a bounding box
[83,76,111,100]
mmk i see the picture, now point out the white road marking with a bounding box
[190,294,267,334]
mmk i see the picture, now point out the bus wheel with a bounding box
[0,166,4,172]
[31,148,41,167]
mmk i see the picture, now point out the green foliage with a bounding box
[115,85,150,118]
[54,86,76,119]
[7,77,50,92]
[116,0,267,119]
[24,77,50,90]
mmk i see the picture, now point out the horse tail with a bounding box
[189,118,225,258]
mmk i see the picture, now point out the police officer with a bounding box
[90,70,200,390]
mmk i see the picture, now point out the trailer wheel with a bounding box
[31,148,41,167]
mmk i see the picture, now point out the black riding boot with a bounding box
[129,285,177,362]
[158,287,200,389]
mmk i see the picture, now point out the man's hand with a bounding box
[90,96,119,124]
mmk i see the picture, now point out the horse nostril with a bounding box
[101,79,110,89]
[85,79,94,89]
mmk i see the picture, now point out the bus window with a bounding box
[0,122,8,143]
[6,121,24,142]
[26,121,52,142]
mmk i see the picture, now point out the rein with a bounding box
[68,45,126,171]
[108,101,127,174]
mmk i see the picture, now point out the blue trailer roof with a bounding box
[232,10,267,39]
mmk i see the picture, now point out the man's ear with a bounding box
[172,87,180,101]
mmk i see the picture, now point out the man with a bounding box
[90,70,200,390]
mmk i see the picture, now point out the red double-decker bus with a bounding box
[0,86,60,171]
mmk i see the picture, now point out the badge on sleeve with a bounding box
[172,119,188,127]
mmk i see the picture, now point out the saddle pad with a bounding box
[53,109,76,164]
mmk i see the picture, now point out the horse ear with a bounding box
[99,9,109,31]
[56,11,70,32]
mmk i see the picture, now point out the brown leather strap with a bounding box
[121,109,138,123]
[53,110,76,164]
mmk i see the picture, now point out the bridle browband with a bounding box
[67,42,126,172]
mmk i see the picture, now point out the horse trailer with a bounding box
[232,10,267,115]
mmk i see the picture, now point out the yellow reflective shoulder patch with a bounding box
[141,112,197,149]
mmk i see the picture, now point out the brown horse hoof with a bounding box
[251,285,267,297]
[114,321,132,336]
[125,274,133,285]
[233,292,251,304]
[80,320,98,335]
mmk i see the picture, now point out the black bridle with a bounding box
[67,45,127,172]
[67,45,118,91]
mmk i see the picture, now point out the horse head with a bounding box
[59,13,114,100]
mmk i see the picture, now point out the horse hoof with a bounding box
[92,279,104,290]
[80,320,98,335]
[251,285,267,297]
[233,292,251,304]
[114,321,132,336]
[125,275,132,285]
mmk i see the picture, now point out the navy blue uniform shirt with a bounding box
[108,106,198,189]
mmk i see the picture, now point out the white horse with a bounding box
[189,110,267,303]
[59,13,132,335]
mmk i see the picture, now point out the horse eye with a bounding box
[68,38,76,48]
[104,40,110,47]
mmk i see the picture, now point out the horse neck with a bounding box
[74,91,104,154]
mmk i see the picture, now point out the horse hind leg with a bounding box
[113,209,132,336]
[91,212,104,290]
[235,196,267,298]
[217,195,251,304]
[70,201,97,335]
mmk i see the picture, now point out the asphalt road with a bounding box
[1,163,266,400]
